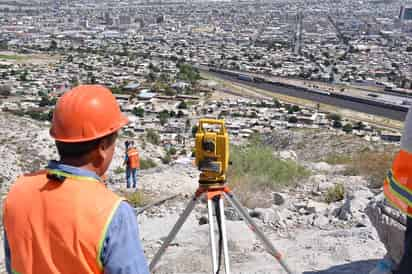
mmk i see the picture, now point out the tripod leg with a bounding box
[219,197,231,274]
[207,198,218,274]
[223,192,297,274]
[149,195,199,272]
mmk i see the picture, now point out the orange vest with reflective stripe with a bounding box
[384,150,412,217]
[3,170,123,274]
[127,148,140,169]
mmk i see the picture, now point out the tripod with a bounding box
[149,183,297,274]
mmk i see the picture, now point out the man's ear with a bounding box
[97,137,111,158]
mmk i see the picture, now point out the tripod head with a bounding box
[195,119,229,187]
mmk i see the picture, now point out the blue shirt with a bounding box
[4,161,149,274]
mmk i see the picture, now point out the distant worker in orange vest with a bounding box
[379,108,412,274]
[124,140,140,189]
[2,85,149,274]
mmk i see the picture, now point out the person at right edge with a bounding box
[371,106,412,274]
[2,85,149,274]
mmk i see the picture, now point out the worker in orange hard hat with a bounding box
[124,140,140,189]
[3,85,149,274]
[374,108,412,274]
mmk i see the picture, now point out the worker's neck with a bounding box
[60,157,100,176]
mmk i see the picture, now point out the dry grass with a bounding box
[344,149,395,188]
[325,184,345,203]
[117,190,147,208]
[227,140,310,208]
[324,153,352,165]
[140,158,157,170]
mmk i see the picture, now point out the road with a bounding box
[204,70,407,121]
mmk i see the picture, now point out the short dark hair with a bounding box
[56,132,117,158]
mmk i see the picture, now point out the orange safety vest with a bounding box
[127,148,140,169]
[384,150,412,217]
[3,170,123,274]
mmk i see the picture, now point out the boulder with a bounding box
[224,207,242,221]
[313,214,330,228]
[336,187,374,221]
[306,200,328,215]
[311,162,333,173]
[366,193,406,264]
[272,192,286,206]
[310,175,334,192]
[277,150,298,161]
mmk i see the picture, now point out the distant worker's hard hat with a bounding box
[50,85,129,142]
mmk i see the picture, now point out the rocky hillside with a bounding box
[0,111,395,274]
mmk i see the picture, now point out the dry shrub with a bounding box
[345,149,394,188]
[227,142,310,208]
[228,175,273,209]
[117,190,147,208]
[325,183,345,203]
[324,153,352,165]
[140,158,157,170]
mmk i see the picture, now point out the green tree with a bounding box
[164,86,176,96]
[146,129,160,145]
[333,120,342,128]
[19,70,29,82]
[159,110,169,126]
[342,123,353,133]
[177,101,187,109]
[146,72,156,82]
[354,121,365,130]
[177,63,200,85]
[327,113,342,121]
[168,147,177,155]
[287,105,300,114]
[132,107,144,117]
[49,40,58,50]
[273,99,281,108]
[185,119,191,132]
[177,110,184,118]
[192,125,198,137]
[70,76,79,87]
[288,116,298,123]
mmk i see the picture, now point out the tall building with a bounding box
[399,5,412,21]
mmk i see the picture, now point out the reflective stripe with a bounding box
[96,198,123,270]
[385,194,412,218]
[387,170,412,207]
[46,169,100,183]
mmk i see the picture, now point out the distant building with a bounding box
[80,19,89,29]
[400,6,412,21]
[156,15,164,24]
[119,15,132,26]
[105,12,113,25]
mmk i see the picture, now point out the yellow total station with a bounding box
[195,118,229,185]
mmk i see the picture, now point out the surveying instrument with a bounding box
[149,119,296,274]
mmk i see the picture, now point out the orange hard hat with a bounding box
[50,85,129,142]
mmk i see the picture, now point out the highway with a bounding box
[204,69,408,121]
